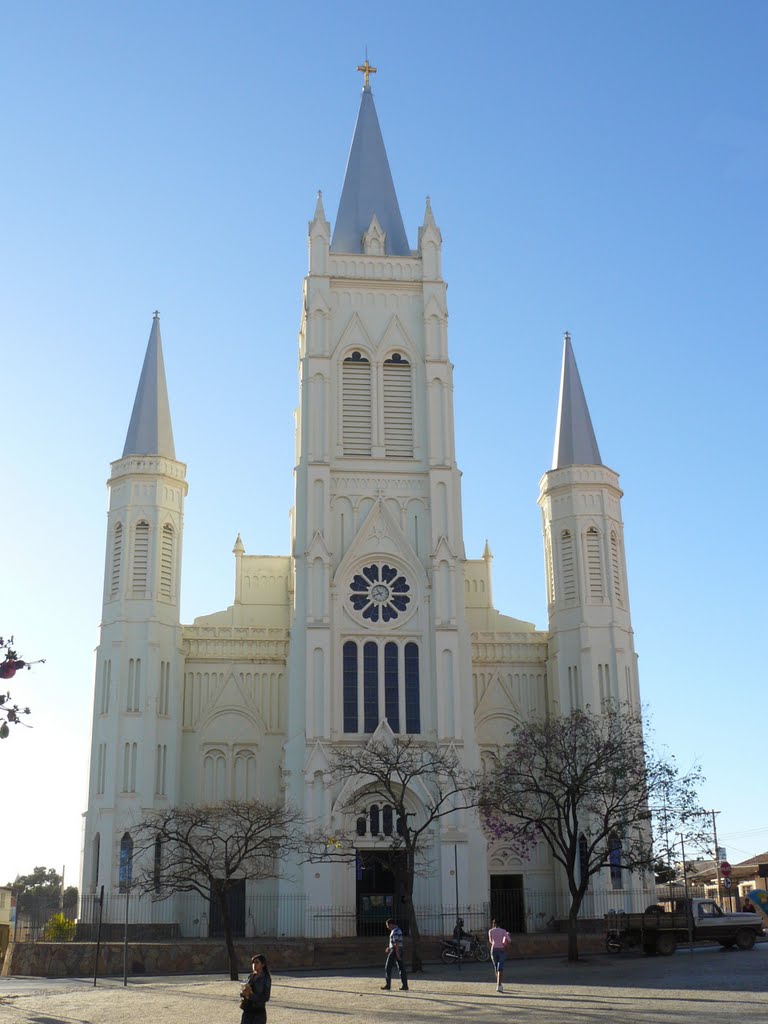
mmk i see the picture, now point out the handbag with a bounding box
[240,983,253,1010]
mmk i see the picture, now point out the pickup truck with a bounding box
[605,897,764,955]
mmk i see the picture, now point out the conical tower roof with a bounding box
[331,82,409,256]
[552,332,601,469]
[122,312,176,459]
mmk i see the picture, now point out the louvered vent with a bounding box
[160,524,174,597]
[610,530,623,605]
[132,522,149,593]
[111,523,122,597]
[560,530,576,601]
[585,527,603,598]
[383,354,413,457]
[342,352,372,455]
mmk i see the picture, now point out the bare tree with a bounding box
[322,733,477,972]
[478,705,705,962]
[130,800,305,979]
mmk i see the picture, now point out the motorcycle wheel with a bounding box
[474,943,491,962]
[441,947,460,964]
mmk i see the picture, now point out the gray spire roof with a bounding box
[122,313,176,459]
[331,85,410,256]
[552,333,602,469]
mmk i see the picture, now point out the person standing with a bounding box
[240,954,272,1024]
[381,917,409,991]
[488,919,511,993]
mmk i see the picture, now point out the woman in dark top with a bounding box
[240,954,271,1024]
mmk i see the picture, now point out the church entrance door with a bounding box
[210,878,246,938]
[490,874,525,933]
[356,850,407,937]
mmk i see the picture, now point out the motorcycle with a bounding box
[440,933,491,963]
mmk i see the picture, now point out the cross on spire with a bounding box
[356,57,377,88]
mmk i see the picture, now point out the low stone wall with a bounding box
[8,932,606,978]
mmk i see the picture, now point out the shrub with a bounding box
[43,913,76,942]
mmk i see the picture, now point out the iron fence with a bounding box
[16,884,715,944]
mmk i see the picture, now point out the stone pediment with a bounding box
[334,497,423,585]
[336,312,374,356]
[378,314,413,355]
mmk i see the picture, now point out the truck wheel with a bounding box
[735,929,756,951]
[655,933,676,956]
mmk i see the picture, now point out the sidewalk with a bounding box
[1,948,767,1024]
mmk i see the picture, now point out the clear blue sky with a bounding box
[1,1,765,888]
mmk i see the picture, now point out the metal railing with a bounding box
[17,884,712,944]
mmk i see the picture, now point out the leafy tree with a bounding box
[130,800,305,980]
[320,732,477,972]
[8,866,78,921]
[0,635,43,738]
[478,705,705,961]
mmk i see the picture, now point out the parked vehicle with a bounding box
[440,933,491,963]
[605,897,764,956]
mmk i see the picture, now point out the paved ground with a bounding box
[1,945,767,1024]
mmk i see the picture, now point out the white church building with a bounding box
[81,71,648,938]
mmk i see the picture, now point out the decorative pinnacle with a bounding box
[153,310,160,320]
[564,330,570,343]
[356,57,377,88]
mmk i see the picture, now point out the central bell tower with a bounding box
[282,73,485,911]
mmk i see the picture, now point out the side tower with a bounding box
[538,333,641,715]
[82,314,187,897]
[283,71,485,915]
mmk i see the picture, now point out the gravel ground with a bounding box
[1,945,767,1024]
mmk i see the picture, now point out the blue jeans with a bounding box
[491,948,506,973]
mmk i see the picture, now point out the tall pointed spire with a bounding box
[551,332,601,469]
[331,75,410,256]
[122,312,176,459]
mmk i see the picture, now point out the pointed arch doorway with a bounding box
[356,850,408,936]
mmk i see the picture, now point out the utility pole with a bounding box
[711,810,723,906]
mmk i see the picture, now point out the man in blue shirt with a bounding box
[381,917,409,991]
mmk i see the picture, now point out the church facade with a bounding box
[81,76,647,936]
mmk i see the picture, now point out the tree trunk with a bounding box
[403,852,423,973]
[566,889,586,963]
[566,910,580,962]
[216,887,240,981]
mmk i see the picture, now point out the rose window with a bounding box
[349,564,411,622]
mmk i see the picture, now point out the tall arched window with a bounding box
[370,804,380,836]
[111,523,123,597]
[132,521,150,593]
[384,642,399,731]
[343,641,358,733]
[127,658,141,712]
[92,832,100,889]
[609,834,623,889]
[119,832,133,892]
[363,641,379,733]
[160,524,174,598]
[342,352,372,455]
[404,642,421,733]
[122,742,137,792]
[153,837,162,893]
[579,834,589,887]
[383,805,394,836]
[383,353,413,458]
